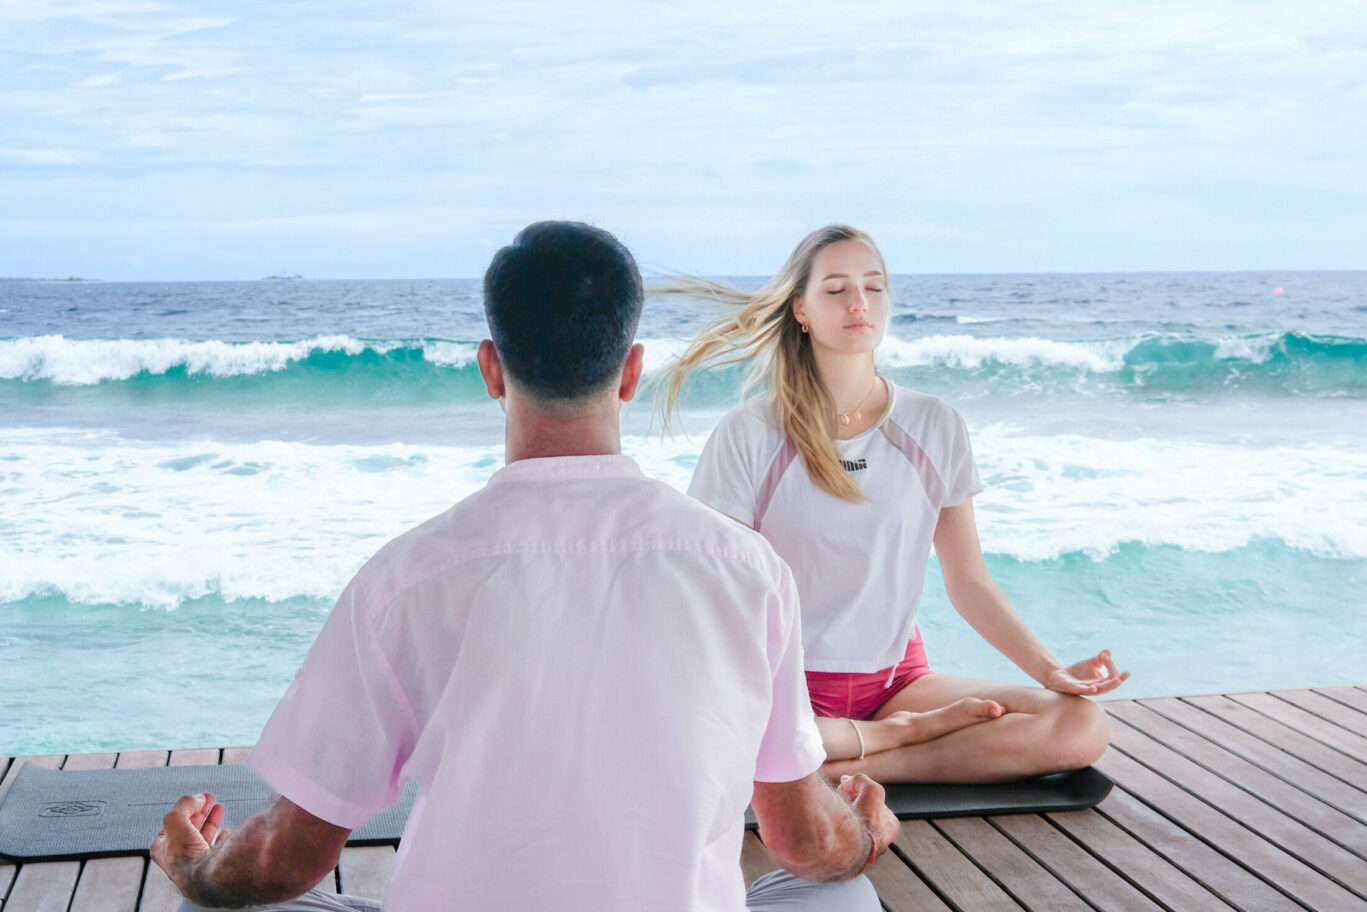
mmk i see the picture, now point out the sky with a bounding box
[1,0,1364,280]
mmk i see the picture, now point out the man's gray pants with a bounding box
[174,869,880,911]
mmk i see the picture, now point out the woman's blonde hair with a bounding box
[657,224,888,503]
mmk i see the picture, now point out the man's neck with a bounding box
[502,394,623,463]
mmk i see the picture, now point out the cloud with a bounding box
[0,147,88,165]
[0,0,1363,277]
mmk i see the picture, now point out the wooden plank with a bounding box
[1112,701,1367,857]
[1274,689,1367,737]
[108,749,179,912]
[2,861,16,906]
[0,754,67,911]
[890,819,1024,911]
[1228,690,1367,761]
[1315,685,1367,716]
[337,846,395,900]
[1098,749,1367,911]
[864,850,954,912]
[69,858,144,912]
[739,832,779,885]
[61,754,119,772]
[220,747,251,765]
[0,756,63,807]
[1093,779,1301,910]
[1183,694,1367,788]
[991,813,1169,912]
[1141,696,1367,822]
[934,816,1093,911]
[1108,716,1367,893]
[49,752,142,912]
[3,862,80,912]
[136,865,185,912]
[1044,807,1235,912]
[113,751,168,770]
[167,749,220,767]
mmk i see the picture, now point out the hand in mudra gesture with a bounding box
[1045,649,1128,696]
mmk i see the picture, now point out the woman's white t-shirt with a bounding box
[689,383,983,673]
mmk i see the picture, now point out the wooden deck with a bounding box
[2,685,1365,911]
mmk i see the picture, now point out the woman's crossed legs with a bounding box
[819,672,1111,783]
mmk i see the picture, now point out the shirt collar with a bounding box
[487,454,644,486]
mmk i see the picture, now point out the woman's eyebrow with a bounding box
[814,269,880,280]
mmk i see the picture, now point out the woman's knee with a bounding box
[1046,694,1111,769]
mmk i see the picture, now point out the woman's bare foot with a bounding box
[879,697,1003,747]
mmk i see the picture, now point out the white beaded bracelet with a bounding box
[848,718,867,760]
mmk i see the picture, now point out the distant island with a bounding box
[0,276,100,282]
[261,273,304,280]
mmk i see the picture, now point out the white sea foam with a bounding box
[423,341,479,367]
[3,422,1365,609]
[639,337,693,375]
[970,424,1367,562]
[1213,333,1278,363]
[0,335,376,385]
[875,334,1127,372]
[0,429,706,608]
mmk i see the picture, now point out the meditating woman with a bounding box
[659,225,1127,783]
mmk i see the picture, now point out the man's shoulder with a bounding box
[351,473,787,609]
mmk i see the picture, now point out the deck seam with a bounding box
[1272,691,1367,734]
[1313,687,1367,716]
[1113,705,1367,861]
[1173,694,1367,798]
[1037,810,1236,912]
[1091,783,1318,912]
[1238,691,1367,757]
[1136,697,1367,824]
[886,840,966,912]
[926,817,1048,912]
[1106,741,1360,908]
[983,815,1114,912]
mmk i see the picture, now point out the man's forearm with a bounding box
[755,777,882,883]
[164,802,341,909]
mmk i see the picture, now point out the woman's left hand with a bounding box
[1045,649,1129,696]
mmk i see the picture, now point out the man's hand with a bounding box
[151,793,226,892]
[835,774,899,863]
[1045,649,1129,696]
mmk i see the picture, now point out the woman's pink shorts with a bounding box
[805,630,934,720]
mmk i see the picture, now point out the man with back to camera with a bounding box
[150,221,899,910]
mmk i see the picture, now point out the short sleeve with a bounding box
[942,409,984,507]
[753,564,826,783]
[687,409,764,527]
[248,581,420,829]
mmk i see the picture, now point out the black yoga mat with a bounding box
[0,761,1111,862]
[0,763,417,862]
[743,767,1112,830]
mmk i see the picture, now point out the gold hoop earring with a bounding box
[800,322,809,334]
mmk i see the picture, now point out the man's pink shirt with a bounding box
[249,455,825,911]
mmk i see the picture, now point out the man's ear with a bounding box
[618,343,645,403]
[477,339,505,401]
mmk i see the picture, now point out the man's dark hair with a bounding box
[483,221,644,401]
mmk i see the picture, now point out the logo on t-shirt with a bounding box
[840,458,868,473]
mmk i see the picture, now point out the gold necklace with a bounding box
[836,375,879,427]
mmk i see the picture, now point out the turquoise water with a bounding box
[2,272,1365,755]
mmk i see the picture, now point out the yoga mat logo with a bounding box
[39,800,105,818]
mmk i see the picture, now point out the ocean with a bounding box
[2,271,1365,755]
